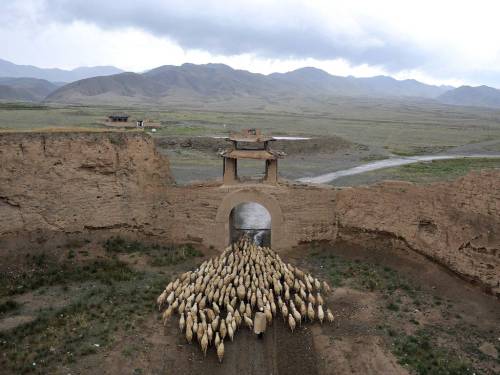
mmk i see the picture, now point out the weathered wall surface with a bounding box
[336,173,500,293]
[164,183,337,250]
[0,132,498,293]
[0,132,337,250]
[0,132,173,244]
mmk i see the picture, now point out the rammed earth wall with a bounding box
[0,132,498,293]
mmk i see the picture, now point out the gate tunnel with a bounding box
[230,202,271,246]
[215,189,284,250]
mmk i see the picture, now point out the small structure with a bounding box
[219,129,285,185]
[108,114,129,123]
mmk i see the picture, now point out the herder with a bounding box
[254,308,267,338]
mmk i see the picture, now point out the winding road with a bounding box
[297,154,500,184]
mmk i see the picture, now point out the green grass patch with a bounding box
[0,300,20,315]
[390,158,498,183]
[392,330,474,375]
[103,236,203,266]
[0,102,49,110]
[311,251,417,296]
[64,238,90,249]
[0,258,166,374]
[0,253,137,297]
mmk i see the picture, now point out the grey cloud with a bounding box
[43,0,429,72]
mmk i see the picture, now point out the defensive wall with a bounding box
[0,132,498,294]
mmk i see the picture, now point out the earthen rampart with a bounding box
[0,132,498,293]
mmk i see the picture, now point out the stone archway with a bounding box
[215,189,284,250]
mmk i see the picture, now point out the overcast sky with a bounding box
[2,0,500,87]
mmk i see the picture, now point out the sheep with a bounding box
[220,319,227,340]
[211,316,219,332]
[234,310,242,326]
[157,290,167,309]
[316,293,324,306]
[179,313,185,332]
[292,308,301,325]
[237,284,246,300]
[217,340,225,363]
[157,238,337,363]
[281,303,289,322]
[162,306,173,324]
[244,315,253,330]
[207,324,213,345]
[196,323,204,343]
[322,281,332,294]
[288,314,296,332]
[307,303,315,321]
[166,291,175,305]
[201,332,208,357]
[318,305,324,324]
[185,324,193,343]
[326,308,334,323]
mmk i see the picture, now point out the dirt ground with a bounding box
[1,238,498,375]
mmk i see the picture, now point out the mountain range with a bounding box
[0,58,123,83]
[0,77,60,101]
[437,85,500,108]
[1,59,500,109]
[45,63,454,104]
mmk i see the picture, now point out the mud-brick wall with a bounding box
[0,132,337,251]
[0,131,173,244]
[163,183,337,250]
[336,172,500,293]
[0,131,498,293]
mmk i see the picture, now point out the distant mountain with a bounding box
[46,63,452,105]
[270,67,451,98]
[438,85,500,109]
[0,59,123,83]
[0,77,58,101]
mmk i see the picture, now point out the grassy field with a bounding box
[0,237,203,374]
[333,157,500,186]
[2,98,500,155]
[2,99,500,185]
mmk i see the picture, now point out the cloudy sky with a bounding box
[1,0,500,87]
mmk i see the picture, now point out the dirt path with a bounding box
[88,314,318,375]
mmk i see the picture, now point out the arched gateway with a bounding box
[215,188,284,250]
[213,129,286,250]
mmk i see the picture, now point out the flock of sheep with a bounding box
[157,239,334,363]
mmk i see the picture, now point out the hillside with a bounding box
[270,67,451,98]
[0,58,123,83]
[0,77,58,101]
[45,63,452,105]
[438,85,500,108]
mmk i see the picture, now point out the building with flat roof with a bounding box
[108,114,129,122]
